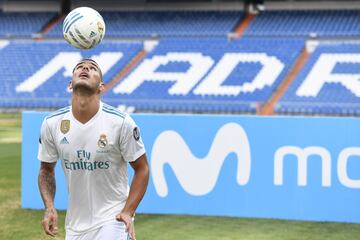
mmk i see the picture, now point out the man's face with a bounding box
[70,60,103,93]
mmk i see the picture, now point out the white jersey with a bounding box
[38,102,146,235]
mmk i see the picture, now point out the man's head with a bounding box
[69,59,104,94]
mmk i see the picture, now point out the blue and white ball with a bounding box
[63,7,105,49]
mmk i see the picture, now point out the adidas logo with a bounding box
[60,137,69,144]
[89,31,96,38]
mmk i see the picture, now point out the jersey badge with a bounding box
[60,120,70,134]
[133,127,140,141]
[98,134,108,148]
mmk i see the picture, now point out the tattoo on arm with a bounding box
[38,162,56,209]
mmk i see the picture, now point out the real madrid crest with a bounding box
[98,134,108,148]
[60,120,70,134]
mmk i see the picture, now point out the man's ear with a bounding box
[68,81,73,90]
[98,82,105,94]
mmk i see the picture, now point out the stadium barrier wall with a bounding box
[22,112,360,223]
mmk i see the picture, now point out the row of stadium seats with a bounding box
[244,10,360,37]
[276,102,360,116]
[0,11,55,37]
[103,99,258,114]
[2,10,360,38]
[0,10,242,38]
[48,11,243,38]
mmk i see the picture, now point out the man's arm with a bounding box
[38,161,58,237]
[116,153,150,239]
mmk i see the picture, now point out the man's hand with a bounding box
[42,208,58,237]
[116,211,135,240]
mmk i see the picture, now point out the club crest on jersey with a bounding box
[60,120,70,134]
[98,134,108,148]
[133,127,140,141]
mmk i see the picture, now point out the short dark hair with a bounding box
[73,58,103,81]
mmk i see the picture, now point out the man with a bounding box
[38,59,149,240]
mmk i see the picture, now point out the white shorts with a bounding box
[65,220,129,240]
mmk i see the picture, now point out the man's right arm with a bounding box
[38,161,58,237]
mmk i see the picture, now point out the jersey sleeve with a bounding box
[119,115,146,163]
[37,118,59,163]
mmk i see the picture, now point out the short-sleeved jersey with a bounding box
[38,102,146,235]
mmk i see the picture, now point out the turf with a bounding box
[0,143,66,240]
[0,113,360,239]
[0,113,21,143]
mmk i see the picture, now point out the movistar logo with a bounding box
[151,123,251,197]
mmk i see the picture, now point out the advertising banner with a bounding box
[22,112,360,223]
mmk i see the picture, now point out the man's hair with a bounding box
[73,58,103,82]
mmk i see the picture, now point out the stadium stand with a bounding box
[244,10,360,37]
[1,5,360,116]
[102,37,304,113]
[276,43,360,116]
[0,36,304,112]
[46,11,243,38]
[0,10,56,37]
[0,41,143,108]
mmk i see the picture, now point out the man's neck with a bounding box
[71,92,100,124]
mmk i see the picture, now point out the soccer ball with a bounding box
[63,7,105,49]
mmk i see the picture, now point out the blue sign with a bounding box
[22,112,360,223]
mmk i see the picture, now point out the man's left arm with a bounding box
[116,153,149,238]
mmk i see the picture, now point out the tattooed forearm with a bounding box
[38,162,56,209]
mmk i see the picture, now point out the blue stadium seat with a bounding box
[244,10,360,37]
[46,11,243,38]
[276,43,360,116]
[0,11,56,37]
[0,41,142,109]
[102,37,304,113]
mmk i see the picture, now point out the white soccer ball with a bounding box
[63,7,105,49]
